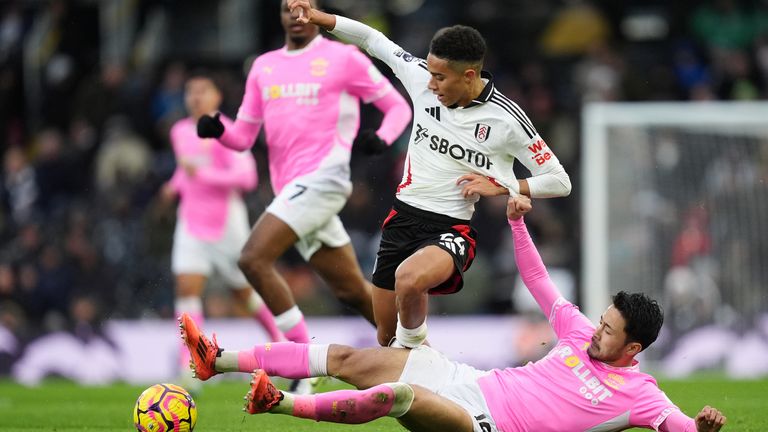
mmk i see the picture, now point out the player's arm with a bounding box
[193,116,258,190]
[456,142,570,199]
[509,136,571,198]
[357,89,411,155]
[346,47,412,155]
[288,0,427,93]
[198,62,264,152]
[197,112,262,152]
[506,196,563,319]
[659,407,726,432]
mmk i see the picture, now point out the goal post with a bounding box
[582,102,768,329]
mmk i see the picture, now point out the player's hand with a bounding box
[695,406,726,432]
[197,112,225,138]
[288,0,313,24]
[506,195,532,220]
[354,129,389,155]
[457,173,508,198]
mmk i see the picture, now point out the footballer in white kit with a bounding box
[326,14,572,347]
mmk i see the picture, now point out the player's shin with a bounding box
[215,343,330,378]
[272,383,414,424]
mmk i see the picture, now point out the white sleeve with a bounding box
[331,15,429,96]
[505,120,571,198]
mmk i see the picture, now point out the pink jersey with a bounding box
[168,116,257,241]
[477,219,681,432]
[237,35,394,194]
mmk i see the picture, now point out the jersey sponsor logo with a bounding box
[412,123,495,169]
[263,82,322,105]
[555,345,615,406]
[425,106,441,121]
[474,123,491,143]
[414,124,430,144]
[439,233,466,256]
[310,58,329,76]
[528,139,553,166]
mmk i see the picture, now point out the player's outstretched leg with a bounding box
[244,370,414,424]
[178,313,330,380]
[178,313,220,381]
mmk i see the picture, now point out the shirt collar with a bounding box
[450,70,495,109]
[282,34,323,56]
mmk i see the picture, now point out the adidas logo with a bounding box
[425,106,441,121]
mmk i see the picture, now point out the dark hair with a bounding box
[429,25,486,66]
[612,291,664,351]
[187,69,221,91]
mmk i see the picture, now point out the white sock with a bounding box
[247,291,265,312]
[215,351,239,372]
[175,296,203,316]
[274,305,304,333]
[395,317,427,348]
[385,382,415,418]
[308,344,329,376]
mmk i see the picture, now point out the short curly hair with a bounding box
[429,25,486,67]
[612,291,664,352]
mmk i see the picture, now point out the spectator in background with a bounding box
[2,147,39,228]
[151,62,187,128]
[94,116,152,194]
[72,63,130,133]
[691,0,754,54]
[33,128,87,215]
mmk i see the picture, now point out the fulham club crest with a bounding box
[474,123,491,143]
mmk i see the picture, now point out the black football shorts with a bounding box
[371,200,478,295]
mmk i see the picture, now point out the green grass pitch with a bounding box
[0,377,764,431]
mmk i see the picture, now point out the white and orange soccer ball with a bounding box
[133,383,197,431]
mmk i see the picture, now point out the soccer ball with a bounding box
[133,383,197,431]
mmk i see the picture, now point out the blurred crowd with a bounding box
[1,0,767,349]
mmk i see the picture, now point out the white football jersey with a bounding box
[342,23,570,220]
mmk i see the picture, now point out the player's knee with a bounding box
[394,267,429,295]
[328,344,357,374]
[238,247,270,276]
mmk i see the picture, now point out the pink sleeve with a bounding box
[344,48,394,103]
[196,116,257,190]
[631,384,686,432]
[658,411,696,432]
[220,59,263,151]
[371,89,411,145]
[510,217,562,319]
[510,217,593,338]
[219,118,261,151]
[236,58,264,125]
[195,146,257,190]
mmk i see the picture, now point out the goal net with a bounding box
[582,102,768,373]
